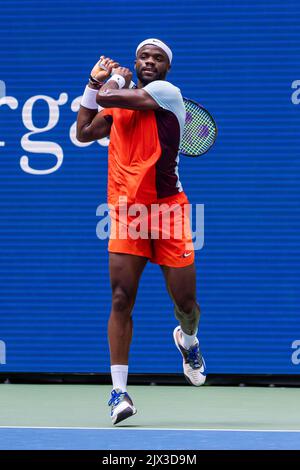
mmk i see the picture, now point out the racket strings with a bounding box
[181,101,216,156]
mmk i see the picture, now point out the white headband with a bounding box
[136,38,173,64]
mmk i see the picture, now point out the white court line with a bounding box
[0,426,300,433]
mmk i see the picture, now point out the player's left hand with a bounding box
[90,55,120,82]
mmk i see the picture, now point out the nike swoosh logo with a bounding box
[183,252,192,258]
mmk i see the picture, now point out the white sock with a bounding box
[110,365,128,392]
[180,329,198,350]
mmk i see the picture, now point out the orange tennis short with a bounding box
[108,192,195,268]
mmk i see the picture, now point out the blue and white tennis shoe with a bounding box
[108,388,137,425]
[173,326,206,386]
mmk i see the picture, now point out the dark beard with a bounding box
[136,69,167,86]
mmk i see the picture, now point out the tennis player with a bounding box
[77,39,206,425]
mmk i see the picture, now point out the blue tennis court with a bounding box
[1,427,300,450]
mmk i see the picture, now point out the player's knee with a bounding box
[112,288,133,315]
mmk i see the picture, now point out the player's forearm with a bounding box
[76,84,99,141]
[96,88,159,110]
[100,80,120,93]
[96,81,127,108]
[77,81,119,142]
[76,105,98,142]
[76,80,117,136]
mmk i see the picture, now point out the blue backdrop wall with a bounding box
[1,0,300,374]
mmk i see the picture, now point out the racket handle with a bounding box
[129,81,137,89]
[98,61,109,71]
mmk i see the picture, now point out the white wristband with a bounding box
[80,85,98,110]
[108,74,126,89]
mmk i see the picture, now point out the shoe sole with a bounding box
[112,406,137,425]
[173,326,205,387]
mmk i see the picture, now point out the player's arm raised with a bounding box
[97,67,160,111]
[76,56,119,143]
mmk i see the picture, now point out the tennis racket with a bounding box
[180,98,217,157]
[98,61,217,157]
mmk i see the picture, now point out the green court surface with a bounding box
[1,384,300,430]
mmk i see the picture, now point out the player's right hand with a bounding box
[111,67,133,88]
[90,55,120,82]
